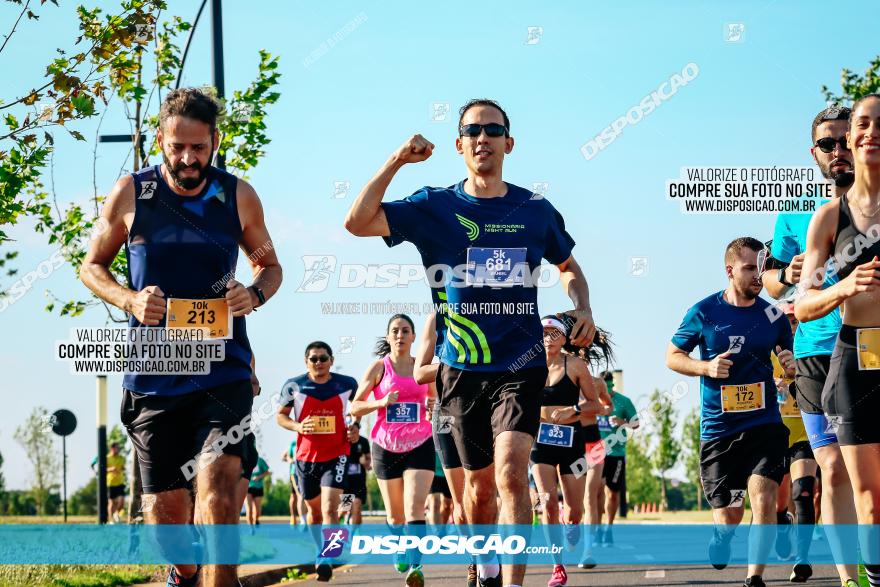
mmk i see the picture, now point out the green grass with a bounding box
[622,510,716,524]
[0,516,95,525]
[0,565,162,587]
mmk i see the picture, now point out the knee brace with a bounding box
[791,476,816,525]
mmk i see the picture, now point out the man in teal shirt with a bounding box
[281,439,306,526]
[246,455,270,533]
[597,370,638,546]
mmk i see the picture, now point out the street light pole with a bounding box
[96,375,108,524]
[211,0,226,169]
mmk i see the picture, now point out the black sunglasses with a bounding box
[459,123,508,138]
[308,355,331,364]
[815,136,849,153]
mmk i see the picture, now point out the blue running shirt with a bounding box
[671,291,793,441]
[382,181,575,372]
[771,205,841,359]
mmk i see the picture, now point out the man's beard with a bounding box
[163,152,209,190]
[821,157,854,188]
[736,282,760,300]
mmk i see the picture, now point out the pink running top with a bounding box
[370,355,432,453]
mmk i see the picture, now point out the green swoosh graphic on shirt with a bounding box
[437,291,491,363]
[455,214,480,241]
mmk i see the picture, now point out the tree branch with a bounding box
[0,0,32,56]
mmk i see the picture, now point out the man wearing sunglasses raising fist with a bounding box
[345,99,595,587]
[762,106,860,587]
[277,341,359,582]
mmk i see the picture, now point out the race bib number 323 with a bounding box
[720,382,765,413]
[166,298,231,339]
[536,422,574,447]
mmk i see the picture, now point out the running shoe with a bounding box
[548,564,567,587]
[743,576,766,587]
[776,512,793,559]
[316,561,333,582]
[577,555,596,569]
[603,526,615,547]
[395,552,411,574]
[841,579,859,587]
[467,563,478,587]
[709,528,733,570]
[790,562,813,583]
[477,574,501,587]
[406,565,425,587]
[564,524,581,551]
[166,566,199,587]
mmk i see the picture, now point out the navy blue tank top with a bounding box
[833,193,880,281]
[123,165,252,396]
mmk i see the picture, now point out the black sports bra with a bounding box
[832,194,880,281]
[542,356,580,406]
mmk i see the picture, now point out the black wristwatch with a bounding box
[777,268,792,287]
[572,404,581,415]
[249,285,266,308]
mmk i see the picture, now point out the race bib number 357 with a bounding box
[166,298,231,339]
[720,382,765,413]
[387,402,420,424]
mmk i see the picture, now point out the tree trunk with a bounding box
[660,475,667,510]
[696,481,702,511]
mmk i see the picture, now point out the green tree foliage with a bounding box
[648,389,680,509]
[625,433,660,507]
[107,424,128,455]
[682,407,703,510]
[69,476,98,516]
[13,407,60,515]
[823,56,880,105]
[259,477,291,516]
[0,0,281,319]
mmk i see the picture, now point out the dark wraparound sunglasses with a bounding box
[815,136,849,153]
[459,123,508,138]
[308,355,331,363]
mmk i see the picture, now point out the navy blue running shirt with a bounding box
[124,165,253,396]
[382,180,575,372]
[671,292,793,441]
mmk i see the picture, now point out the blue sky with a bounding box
[1,0,878,492]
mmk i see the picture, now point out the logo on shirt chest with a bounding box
[456,214,480,241]
[727,335,746,354]
[139,181,157,200]
[484,223,526,234]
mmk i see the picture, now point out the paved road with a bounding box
[266,562,844,586]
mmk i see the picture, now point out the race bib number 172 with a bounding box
[720,382,765,413]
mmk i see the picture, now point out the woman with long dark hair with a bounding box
[530,315,613,586]
[796,94,880,587]
[350,314,435,587]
